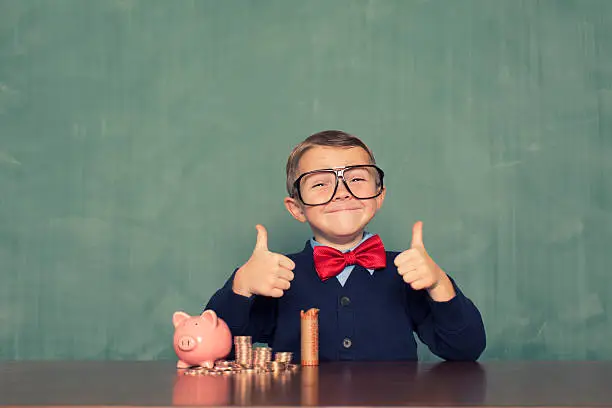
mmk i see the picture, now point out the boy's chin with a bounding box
[310,212,375,241]
[321,224,367,240]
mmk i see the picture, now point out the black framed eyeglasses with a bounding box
[292,165,385,206]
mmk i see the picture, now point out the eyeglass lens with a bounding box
[298,166,382,205]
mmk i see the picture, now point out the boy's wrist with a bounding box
[426,272,456,302]
[232,266,253,298]
[232,282,252,298]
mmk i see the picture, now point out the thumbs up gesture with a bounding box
[394,221,455,301]
[232,225,296,298]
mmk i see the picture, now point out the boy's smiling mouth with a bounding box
[324,206,362,213]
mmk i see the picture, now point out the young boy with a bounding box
[206,130,486,361]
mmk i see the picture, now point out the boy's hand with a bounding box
[394,221,456,302]
[232,224,296,298]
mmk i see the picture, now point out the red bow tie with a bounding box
[313,234,387,281]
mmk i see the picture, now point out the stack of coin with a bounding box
[274,352,293,363]
[265,361,287,372]
[234,336,253,367]
[301,308,319,366]
[253,346,272,368]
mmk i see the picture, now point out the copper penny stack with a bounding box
[235,336,254,368]
[300,308,319,366]
[253,346,272,368]
[275,352,293,363]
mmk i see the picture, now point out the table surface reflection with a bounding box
[1,360,612,407]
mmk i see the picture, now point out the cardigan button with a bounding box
[342,338,352,349]
[340,296,351,307]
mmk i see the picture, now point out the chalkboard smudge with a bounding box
[493,160,522,168]
[0,150,21,166]
[527,143,541,152]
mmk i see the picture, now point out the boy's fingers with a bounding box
[397,264,418,276]
[393,249,419,267]
[274,278,291,291]
[278,255,296,270]
[409,279,429,291]
[401,270,419,283]
[276,268,295,281]
[268,288,284,298]
[254,224,269,251]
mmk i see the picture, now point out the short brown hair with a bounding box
[285,130,376,196]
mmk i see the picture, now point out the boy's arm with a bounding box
[206,224,293,345]
[205,269,278,345]
[407,276,486,361]
[395,222,485,360]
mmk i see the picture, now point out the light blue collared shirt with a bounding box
[310,232,375,287]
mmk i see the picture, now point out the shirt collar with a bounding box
[310,231,374,253]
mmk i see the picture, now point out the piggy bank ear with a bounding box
[201,310,218,328]
[172,311,191,328]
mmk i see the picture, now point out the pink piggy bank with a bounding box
[172,309,232,368]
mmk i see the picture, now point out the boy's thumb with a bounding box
[254,224,269,251]
[410,221,424,248]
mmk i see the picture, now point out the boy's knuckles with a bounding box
[403,273,418,284]
[276,269,294,281]
[276,279,291,290]
[397,265,416,275]
[270,288,284,298]
[395,251,415,265]
[393,255,404,266]
[277,256,295,270]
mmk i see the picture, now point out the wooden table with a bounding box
[1,361,611,407]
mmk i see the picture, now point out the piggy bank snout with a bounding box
[177,335,197,351]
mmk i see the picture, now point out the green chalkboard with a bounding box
[1,0,611,360]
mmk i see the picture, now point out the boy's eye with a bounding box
[309,181,329,189]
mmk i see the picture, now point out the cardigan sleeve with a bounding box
[205,269,278,345]
[406,276,486,361]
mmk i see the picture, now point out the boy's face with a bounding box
[284,146,386,248]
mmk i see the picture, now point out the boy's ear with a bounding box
[376,187,386,210]
[284,196,307,223]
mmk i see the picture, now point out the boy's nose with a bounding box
[333,179,351,200]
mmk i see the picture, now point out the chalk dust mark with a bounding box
[527,143,540,152]
[0,150,21,166]
[493,160,522,168]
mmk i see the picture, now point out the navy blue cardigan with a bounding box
[206,241,486,361]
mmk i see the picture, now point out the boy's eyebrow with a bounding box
[308,164,371,171]
[323,164,371,171]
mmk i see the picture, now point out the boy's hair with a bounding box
[285,130,376,196]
